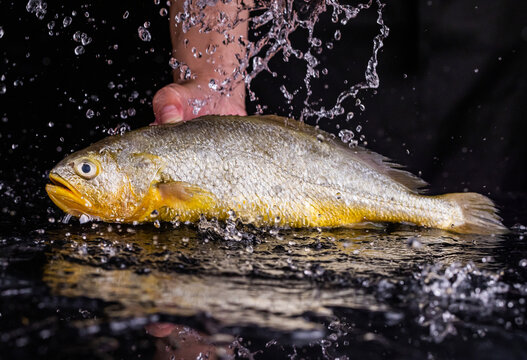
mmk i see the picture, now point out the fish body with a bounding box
[46,115,506,234]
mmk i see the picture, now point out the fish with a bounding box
[46,115,507,234]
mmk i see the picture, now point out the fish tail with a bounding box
[438,192,507,234]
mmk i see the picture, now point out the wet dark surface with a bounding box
[1,191,527,359]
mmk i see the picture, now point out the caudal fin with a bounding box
[439,193,507,235]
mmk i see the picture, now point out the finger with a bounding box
[144,323,177,338]
[152,84,187,125]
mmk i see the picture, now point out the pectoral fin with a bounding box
[157,181,217,218]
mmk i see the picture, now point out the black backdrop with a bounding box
[0,1,526,215]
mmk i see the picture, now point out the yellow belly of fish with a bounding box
[126,179,425,227]
[131,189,383,227]
[162,203,370,228]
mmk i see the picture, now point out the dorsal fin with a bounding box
[348,146,428,193]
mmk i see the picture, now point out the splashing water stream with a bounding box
[15,0,388,135]
[172,0,389,124]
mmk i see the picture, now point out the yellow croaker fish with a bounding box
[46,115,506,234]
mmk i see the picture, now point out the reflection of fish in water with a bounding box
[46,115,506,234]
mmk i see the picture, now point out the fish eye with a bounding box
[74,159,99,180]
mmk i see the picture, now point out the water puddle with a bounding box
[2,216,527,358]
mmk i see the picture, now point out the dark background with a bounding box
[0,0,526,216]
[0,3,527,358]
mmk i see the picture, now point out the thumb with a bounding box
[152,84,189,125]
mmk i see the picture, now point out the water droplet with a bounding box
[74,45,85,55]
[346,112,354,121]
[159,8,168,16]
[47,21,55,30]
[85,109,94,118]
[153,220,160,228]
[209,79,218,91]
[79,214,91,224]
[338,129,355,143]
[179,65,192,81]
[311,37,322,47]
[48,121,54,127]
[279,85,293,102]
[80,33,92,46]
[205,44,217,55]
[73,31,82,42]
[62,16,72,27]
[474,68,479,73]
[0,83,6,94]
[407,237,422,248]
[334,30,341,41]
[520,259,527,267]
[168,57,180,69]
[0,27,4,39]
[122,10,129,19]
[138,26,151,42]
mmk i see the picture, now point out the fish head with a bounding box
[46,147,158,222]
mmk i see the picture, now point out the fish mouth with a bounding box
[46,173,93,217]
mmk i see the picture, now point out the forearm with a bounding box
[169,0,250,90]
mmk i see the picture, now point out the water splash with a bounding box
[17,0,388,135]
[74,45,85,56]
[302,0,389,122]
[26,0,47,20]
[413,262,512,343]
[173,0,389,124]
[105,122,131,136]
[197,211,262,244]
